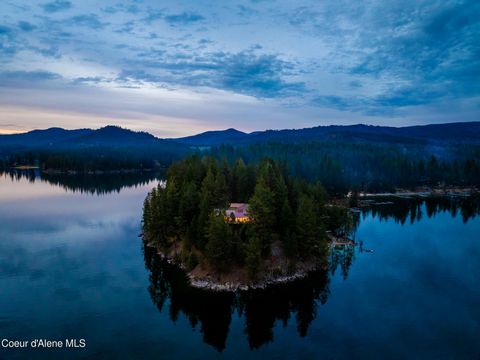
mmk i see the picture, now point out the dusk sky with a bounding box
[0,0,479,137]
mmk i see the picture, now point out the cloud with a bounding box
[0,0,479,131]
[0,25,12,34]
[30,45,62,58]
[115,21,136,34]
[0,71,62,87]
[102,4,140,15]
[72,76,111,85]
[68,14,107,29]
[164,12,205,25]
[118,48,304,98]
[214,51,304,97]
[0,26,17,56]
[143,9,164,23]
[41,0,72,13]
[18,21,36,32]
[198,38,212,45]
[282,0,480,112]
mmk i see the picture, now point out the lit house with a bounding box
[225,203,250,223]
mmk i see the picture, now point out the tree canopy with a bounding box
[142,155,343,277]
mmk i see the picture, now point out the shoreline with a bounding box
[358,186,478,198]
[42,168,154,175]
[1,167,161,176]
[144,240,328,292]
[143,191,478,292]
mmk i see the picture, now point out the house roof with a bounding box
[229,203,246,208]
[226,203,249,218]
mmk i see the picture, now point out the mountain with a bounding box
[0,125,184,151]
[0,127,93,148]
[394,122,480,141]
[2,122,479,152]
[1,122,479,181]
[174,128,248,146]
[67,125,158,146]
[0,126,189,171]
[173,122,480,146]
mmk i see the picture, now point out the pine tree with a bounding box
[279,198,297,257]
[178,181,199,228]
[296,195,320,258]
[248,178,276,255]
[214,171,229,208]
[205,214,233,272]
[245,236,262,279]
[197,168,217,249]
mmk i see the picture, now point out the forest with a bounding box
[207,142,480,194]
[1,124,479,193]
[0,146,183,172]
[142,155,352,279]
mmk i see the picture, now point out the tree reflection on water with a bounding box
[143,194,479,352]
[143,243,333,351]
[0,168,161,194]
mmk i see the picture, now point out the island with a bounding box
[142,155,353,291]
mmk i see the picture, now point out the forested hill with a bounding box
[2,122,479,150]
[1,125,171,149]
[176,122,480,192]
[0,126,189,171]
[1,123,479,189]
[175,122,480,146]
[173,128,248,146]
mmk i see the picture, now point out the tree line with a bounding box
[2,140,479,193]
[207,142,480,193]
[0,145,185,172]
[142,155,349,277]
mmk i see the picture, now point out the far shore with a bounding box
[358,186,478,199]
[42,168,153,175]
[12,165,40,170]
[4,167,157,175]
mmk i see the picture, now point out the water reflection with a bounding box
[0,169,162,194]
[143,243,337,352]
[361,195,480,224]
[0,175,479,358]
[330,243,355,280]
[143,195,480,352]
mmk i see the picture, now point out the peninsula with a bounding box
[142,155,353,291]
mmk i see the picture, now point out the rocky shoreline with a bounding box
[187,270,316,292]
[145,241,323,292]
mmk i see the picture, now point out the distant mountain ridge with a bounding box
[0,127,92,147]
[0,125,189,172]
[174,122,480,146]
[1,122,479,150]
[173,128,248,146]
[0,125,179,151]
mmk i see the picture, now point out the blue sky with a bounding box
[0,0,479,136]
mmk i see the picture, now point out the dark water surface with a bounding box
[0,173,479,359]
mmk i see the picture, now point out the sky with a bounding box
[0,0,479,137]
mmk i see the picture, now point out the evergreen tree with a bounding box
[197,168,217,249]
[296,195,320,258]
[279,198,296,257]
[205,214,233,272]
[178,181,199,247]
[214,171,229,208]
[245,236,262,279]
[248,178,276,255]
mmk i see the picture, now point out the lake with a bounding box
[1,172,479,359]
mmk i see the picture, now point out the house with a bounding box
[225,203,250,223]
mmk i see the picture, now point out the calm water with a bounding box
[0,173,479,359]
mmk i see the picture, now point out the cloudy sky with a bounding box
[0,0,478,136]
